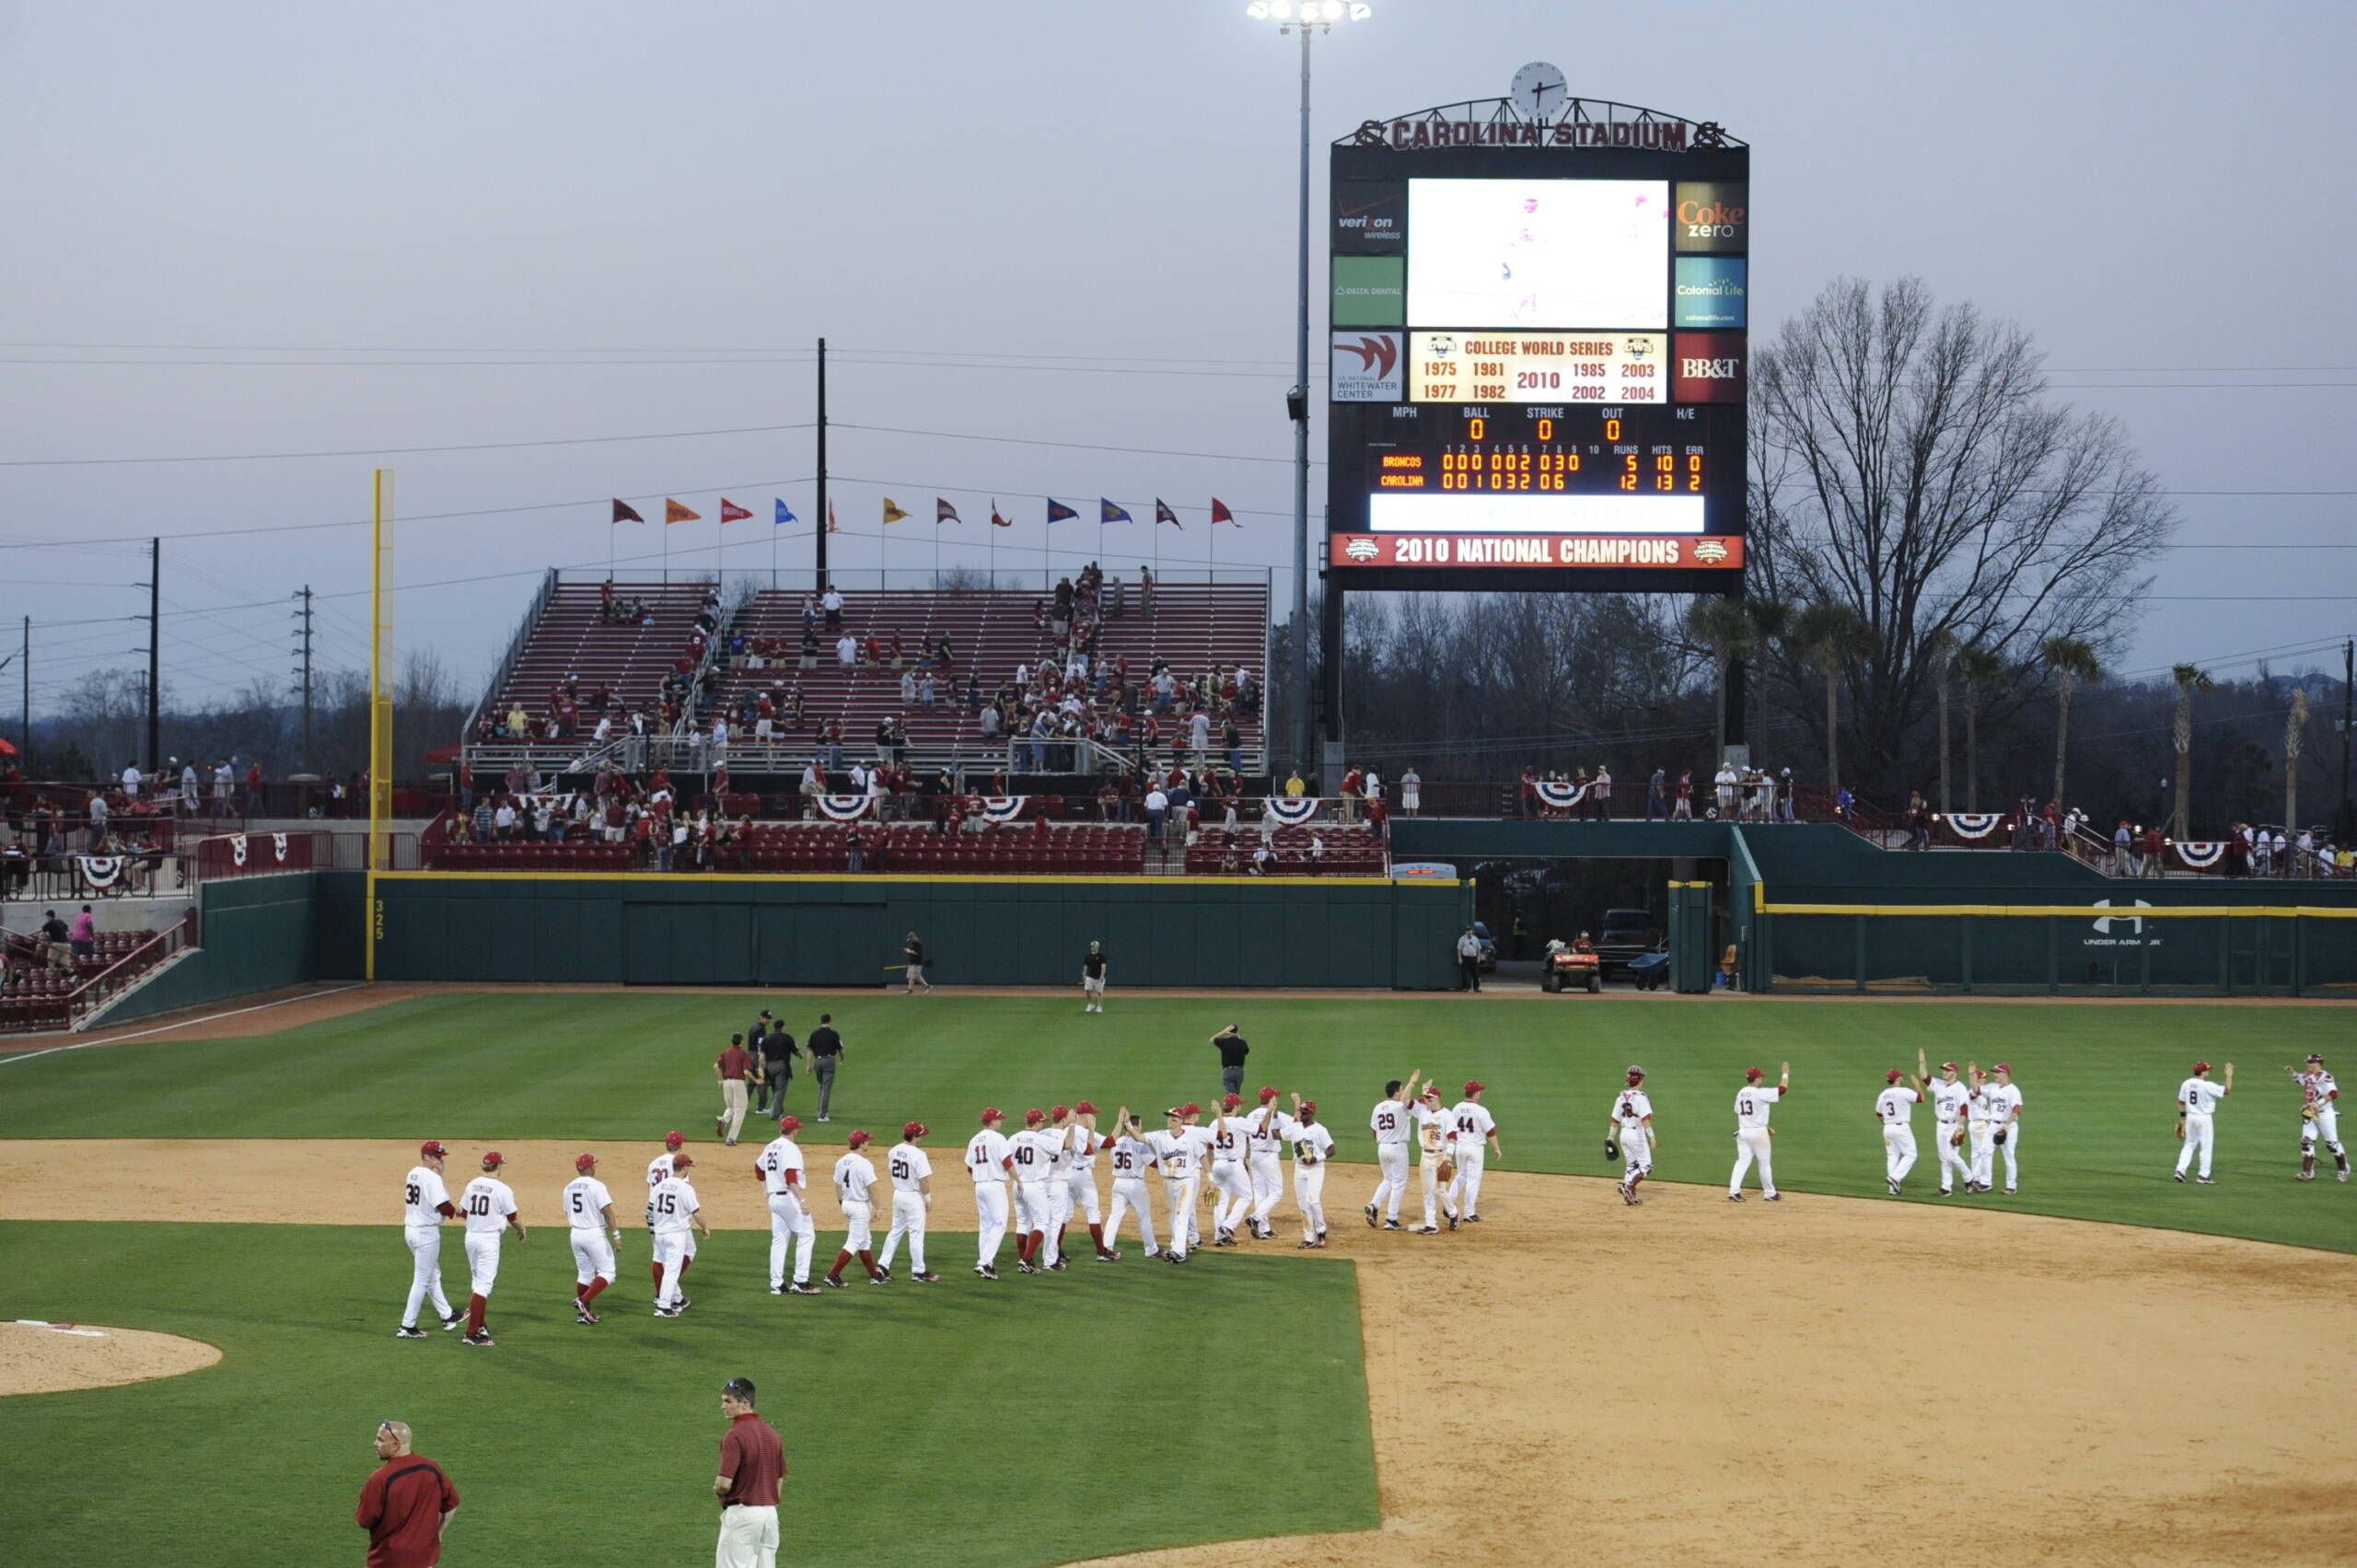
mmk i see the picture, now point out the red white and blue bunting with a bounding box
[1940,812,2006,842]
[76,855,126,890]
[980,796,1028,824]
[814,795,875,822]
[1263,796,1321,827]
[272,832,290,863]
[1533,781,1590,812]
[229,832,250,866]
[2172,841,2228,871]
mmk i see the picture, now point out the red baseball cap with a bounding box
[2306,1053,2326,1064]
[981,1107,1004,1122]
[1421,1086,1441,1101]
[671,1153,694,1170]
[1463,1080,1485,1097]
[1993,1063,2013,1074]
[1182,1102,1202,1116]
[482,1151,505,1167]
[1886,1069,1905,1084]
[1298,1099,1317,1115]
[1051,1104,1071,1121]
[664,1131,686,1149]
[1626,1066,1646,1083]
[1259,1086,1280,1102]
[575,1152,598,1171]
[780,1115,803,1132]
[2194,1061,2212,1074]
[903,1121,929,1139]
[1940,1062,1959,1073]
[847,1130,872,1147]
[419,1140,448,1159]
[1745,1067,1765,1081]
[1024,1109,1046,1125]
[1222,1093,1242,1109]
[1074,1100,1097,1115]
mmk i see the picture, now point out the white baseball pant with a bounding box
[768,1193,815,1287]
[2177,1111,2216,1179]
[1163,1175,1200,1258]
[463,1232,502,1296]
[1209,1160,1252,1236]
[1018,1182,1057,1264]
[1065,1168,1102,1225]
[569,1228,616,1287]
[1933,1119,1971,1191]
[973,1181,1010,1268]
[2302,1108,2344,1167]
[1996,1122,2020,1188]
[1371,1144,1410,1220]
[1248,1151,1283,1228]
[1450,1146,1487,1217]
[880,1191,927,1273]
[401,1225,455,1328]
[1883,1125,1919,1185]
[840,1197,875,1253]
[1106,1178,1157,1254]
[653,1231,690,1308]
[1420,1156,1457,1227]
[1619,1128,1652,1181]
[716,1503,779,1568]
[1729,1129,1777,1197]
[1968,1121,1995,1189]
[1293,1162,1327,1240]
[719,1079,749,1143]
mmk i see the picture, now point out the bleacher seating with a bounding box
[476,582,715,737]
[705,584,1270,772]
[1184,824,1389,877]
[0,928,167,1033]
[426,822,1148,876]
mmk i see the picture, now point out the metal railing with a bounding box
[461,566,560,749]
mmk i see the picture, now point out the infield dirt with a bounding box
[5,1137,2351,1566]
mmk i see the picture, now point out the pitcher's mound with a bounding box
[0,1320,222,1396]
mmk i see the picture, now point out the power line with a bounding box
[832,423,1306,467]
[0,423,813,470]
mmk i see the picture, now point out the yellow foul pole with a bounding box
[366,469,394,981]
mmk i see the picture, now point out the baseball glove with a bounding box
[1950,1127,1966,1148]
[1994,1131,2007,1145]
[2173,1120,2186,1141]
[1437,1159,1457,1185]
[1604,1138,1620,1162]
[2304,1105,2321,1122]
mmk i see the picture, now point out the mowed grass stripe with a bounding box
[2,993,2351,1254]
[0,1221,1376,1568]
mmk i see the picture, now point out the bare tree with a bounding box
[1750,277,2176,803]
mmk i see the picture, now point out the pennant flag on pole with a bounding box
[719,499,752,524]
[826,499,839,533]
[665,499,700,525]
[611,498,646,525]
[1211,497,1238,527]
[774,498,796,526]
[882,498,910,524]
[1154,498,1181,529]
[936,498,961,524]
[989,499,1013,528]
[1100,498,1132,524]
[1046,499,1078,524]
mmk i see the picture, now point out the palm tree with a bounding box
[2170,663,2213,840]
[2039,636,2101,809]
[2287,687,2310,839]
[1684,597,1756,768]
[1953,645,2006,812]
[1741,597,1792,762]
[1927,629,1959,813]
[1790,600,1875,800]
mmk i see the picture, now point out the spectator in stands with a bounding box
[1593,766,1613,820]
[493,798,519,842]
[980,701,1002,740]
[471,795,493,842]
[1366,794,1388,841]
[899,668,917,707]
[1144,783,1168,846]
[800,628,819,669]
[1139,565,1155,614]
[801,594,817,632]
[846,826,866,873]
[919,671,936,709]
[1713,761,1739,820]
[1250,842,1274,876]
[68,905,97,964]
[821,585,843,628]
[1283,769,1306,799]
[87,790,109,849]
[836,633,858,669]
[41,909,72,970]
[799,760,827,818]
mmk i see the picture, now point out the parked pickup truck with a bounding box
[1593,908,1659,980]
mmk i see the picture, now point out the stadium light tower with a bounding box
[1247,0,1369,777]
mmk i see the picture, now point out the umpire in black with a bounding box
[754,1011,800,1117]
[807,1014,844,1122]
[1211,1025,1249,1099]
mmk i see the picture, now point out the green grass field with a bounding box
[3,989,2352,1568]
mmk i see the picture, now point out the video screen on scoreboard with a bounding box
[1406,179,1667,329]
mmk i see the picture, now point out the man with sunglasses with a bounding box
[355,1419,459,1568]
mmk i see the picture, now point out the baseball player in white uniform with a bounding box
[1608,1068,1655,1205]
[1447,1081,1500,1222]
[1364,1071,1422,1230]
[1044,1105,1087,1264]
[1979,1063,2025,1194]
[1144,1106,1203,1263]
[1179,1105,1216,1249]
[877,1121,941,1282]
[1411,1086,1459,1233]
[1060,1103,1116,1260]
[1205,1095,1255,1245]
[650,1155,710,1315]
[1727,1063,1791,1202]
[458,1151,525,1346]
[1875,1069,1922,1195]
[647,1131,697,1297]
[1243,1087,1287,1239]
[966,1108,1015,1279]
[395,1140,465,1338]
[561,1153,619,1325]
[1278,1094,1335,1246]
[1102,1109,1159,1260]
[1920,1053,1973,1197]
[822,1130,887,1287]
[2289,1052,2348,1181]
[1009,1109,1063,1272]
[2175,1061,2233,1182]
[759,1116,819,1295]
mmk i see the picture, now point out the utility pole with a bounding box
[17,615,27,772]
[2341,635,2353,836]
[145,536,160,773]
[814,337,829,591]
[292,586,316,773]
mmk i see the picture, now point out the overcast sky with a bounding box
[3,0,2351,725]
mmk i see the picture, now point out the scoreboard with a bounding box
[1326,96,1748,589]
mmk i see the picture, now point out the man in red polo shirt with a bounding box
[355,1420,459,1568]
[714,1376,784,1568]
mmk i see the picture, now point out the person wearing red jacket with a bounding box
[355,1420,459,1568]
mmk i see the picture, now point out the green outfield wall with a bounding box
[96,871,367,1027]
[364,873,1469,990]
